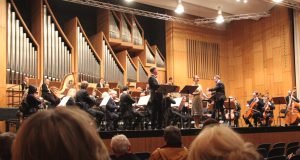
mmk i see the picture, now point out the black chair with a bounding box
[266,155,286,160]
[287,146,300,156]
[258,143,272,152]
[287,142,299,149]
[135,152,150,160]
[256,148,268,158]
[268,147,285,158]
[290,155,300,160]
[273,143,286,149]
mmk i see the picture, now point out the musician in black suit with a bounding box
[148,67,163,129]
[75,81,104,121]
[96,78,106,88]
[120,87,143,130]
[21,77,29,94]
[162,93,176,128]
[243,92,265,127]
[23,85,43,115]
[263,97,275,127]
[41,79,60,107]
[106,90,119,130]
[208,75,226,121]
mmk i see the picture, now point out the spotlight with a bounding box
[175,0,184,14]
[125,0,134,2]
[243,0,248,3]
[272,0,283,3]
[215,7,224,24]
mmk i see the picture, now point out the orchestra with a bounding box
[19,72,300,131]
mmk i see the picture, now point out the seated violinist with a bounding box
[243,92,264,127]
[233,98,241,127]
[41,79,60,107]
[263,96,275,127]
[22,85,44,116]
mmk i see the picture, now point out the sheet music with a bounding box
[171,97,183,107]
[137,95,150,106]
[57,96,71,107]
[100,96,110,107]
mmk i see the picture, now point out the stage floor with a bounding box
[100,126,300,153]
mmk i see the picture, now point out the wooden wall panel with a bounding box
[0,0,7,107]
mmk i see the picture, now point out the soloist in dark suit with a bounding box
[148,75,163,129]
[120,93,142,130]
[243,98,265,127]
[106,98,119,130]
[41,83,60,106]
[209,81,226,120]
[75,89,104,120]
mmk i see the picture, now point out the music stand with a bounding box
[108,82,118,89]
[180,85,199,95]
[97,88,109,94]
[272,97,286,126]
[224,99,235,126]
[158,85,179,95]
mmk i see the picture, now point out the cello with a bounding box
[243,97,259,119]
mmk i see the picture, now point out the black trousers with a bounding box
[42,93,60,107]
[151,100,163,129]
[212,100,226,121]
[107,112,119,130]
[243,112,263,127]
[123,110,143,130]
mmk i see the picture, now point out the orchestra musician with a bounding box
[243,92,264,127]
[41,79,60,107]
[166,77,174,85]
[162,92,176,127]
[23,85,44,115]
[148,67,163,129]
[208,75,226,121]
[262,96,275,127]
[120,87,143,130]
[233,98,241,127]
[75,81,104,122]
[21,76,29,94]
[192,75,208,128]
[96,78,106,88]
[105,90,120,130]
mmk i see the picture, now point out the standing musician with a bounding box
[262,96,275,127]
[41,79,60,107]
[207,75,226,121]
[120,87,143,130]
[233,98,241,127]
[148,67,163,129]
[243,92,265,127]
[191,75,207,128]
[96,78,106,88]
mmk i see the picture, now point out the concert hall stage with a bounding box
[100,126,300,153]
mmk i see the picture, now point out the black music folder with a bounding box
[158,85,179,94]
[179,85,198,94]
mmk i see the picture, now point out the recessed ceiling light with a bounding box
[175,0,184,14]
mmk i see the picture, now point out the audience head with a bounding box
[12,108,109,160]
[28,85,38,95]
[80,81,89,89]
[0,132,16,160]
[202,118,219,128]
[150,67,157,75]
[45,79,50,85]
[110,134,131,157]
[163,126,182,147]
[188,125,261,160]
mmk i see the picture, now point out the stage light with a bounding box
[175,0,184,14]
[215,8,224,24]
[236,0,241,2]
[243,0,248,3]
[272,0,283,3]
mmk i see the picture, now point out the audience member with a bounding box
[12,108,110,160]
[0,132,16,160]
[188,125,261,160]
[202,118,219,128]
[150,126,188,160]
[110,134,140,160]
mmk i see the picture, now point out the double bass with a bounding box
[285,92,300,125]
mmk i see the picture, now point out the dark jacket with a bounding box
[209,81,226,101]
[24,85,41,115]
[41,83,51,97]
[96,83,105,88]
[247,98,265,112]
[111,153,140,160]
[148,75,162,103]
[120,93,135,117]
[162,96,176,110]
[106,98,118,112]
[75,89,95,108]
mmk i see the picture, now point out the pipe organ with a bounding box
[43,5,72,81]
[102,37,124,85]
[126,55,137,82]
[121,15,132,43]
[139,61,148,82]
[6,2,38,84]
[109,11,120,39]
[155,49,165,68]
[132,20,143,46]
[146,43,155,64]
[77,26,101,83]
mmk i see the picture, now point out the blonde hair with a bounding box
[110,134,131,155]
[12,108,110,160]
[188,125,261,160]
